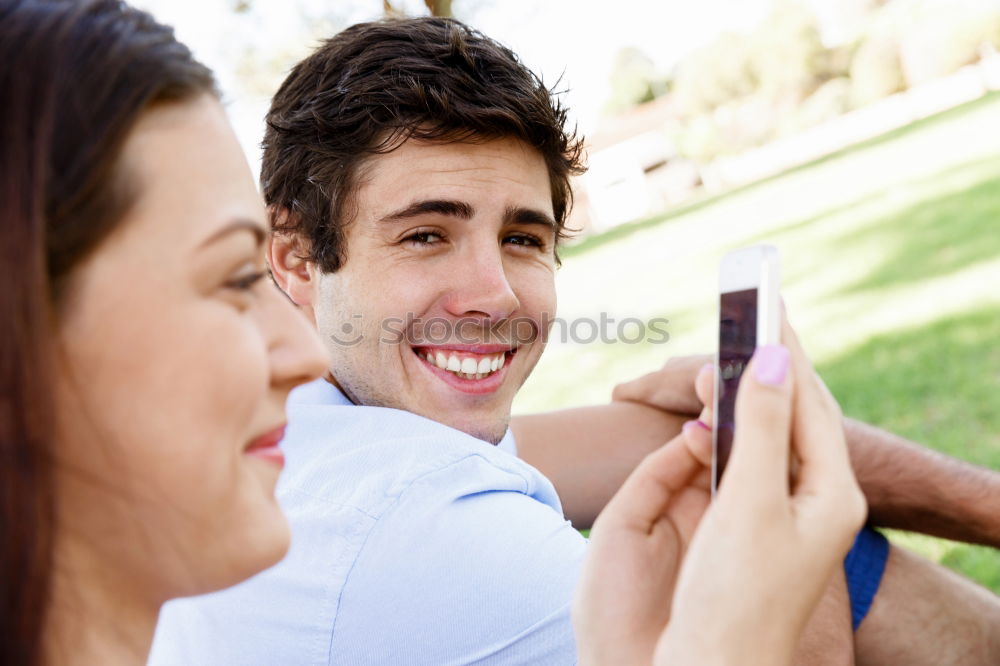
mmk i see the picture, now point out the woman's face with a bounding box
[52,95,328,600]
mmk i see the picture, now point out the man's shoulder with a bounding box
[278,395,553,519]
[326,447,586,664]
[151,395,584,666]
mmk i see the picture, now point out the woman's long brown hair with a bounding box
[0,2,216,663]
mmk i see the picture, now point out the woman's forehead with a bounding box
[116,96,265,249]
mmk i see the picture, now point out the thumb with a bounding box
[596,434,704,534]
[722,344,794,504]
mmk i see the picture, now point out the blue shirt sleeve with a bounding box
[327,453,587,665]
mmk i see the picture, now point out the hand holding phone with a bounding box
[713,245,781,493]
[657,322,866,666]
[573,318,866,666]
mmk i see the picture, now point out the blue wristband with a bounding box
[843,527,890,630]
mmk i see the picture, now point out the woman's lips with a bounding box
[245,424,287,468]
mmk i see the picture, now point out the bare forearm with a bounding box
[845,418,1000,547]
[514,403,1000,543]
[511,403,686,529]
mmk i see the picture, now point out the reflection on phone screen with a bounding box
[715,287,758,488]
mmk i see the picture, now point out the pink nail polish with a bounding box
[753,344,789,386]
[683,420,712,434]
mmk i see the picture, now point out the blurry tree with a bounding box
[845,0,1000,105]
[891,0,1000,86]
[672,32,757,117]
[223,1,346,100]
[675,114,726,164]
[424,0,452,16]
[604,47,671,115]
[747,0,830,105]
[848,33,904,107]
[673,0,833,120]
[383,0,453,17]
[791,76,852,132]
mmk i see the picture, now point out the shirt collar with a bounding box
[288,378,517,453]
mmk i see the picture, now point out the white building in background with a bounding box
[572,96,702,234]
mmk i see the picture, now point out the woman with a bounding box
[1,1,863,664]
[1,1,327,664]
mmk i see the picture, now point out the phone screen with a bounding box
[715,287,758,488]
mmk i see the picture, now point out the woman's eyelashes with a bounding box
[224,267,268,292]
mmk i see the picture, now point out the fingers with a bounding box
[680,418,713,492]
[782,320,865,536]
[694,363,714,409]
[779,318,857,485]
[693,363,715,458]
[611,355,711,416]
[681,419,713,468]
[722,344,794,503]
[597,433,706,533]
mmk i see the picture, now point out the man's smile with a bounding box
[411,344,519,394]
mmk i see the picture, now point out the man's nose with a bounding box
[441,244,519,322]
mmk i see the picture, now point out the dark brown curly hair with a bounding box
[261,16,586,272]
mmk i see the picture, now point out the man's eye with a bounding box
[505,233,543,248]
[404,231,443,245]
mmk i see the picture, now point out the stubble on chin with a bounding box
[461,417,510,446]
[334,373,512,446]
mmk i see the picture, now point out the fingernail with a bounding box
[753,344,789,386]
[683,420,712,434]
[700,362,714,374]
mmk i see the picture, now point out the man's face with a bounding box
[310,137,557,443]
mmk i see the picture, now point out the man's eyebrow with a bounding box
[198,219,267,249]
[378,199,474,223]
[503,205,557,231]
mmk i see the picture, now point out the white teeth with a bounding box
[420,350,509,379]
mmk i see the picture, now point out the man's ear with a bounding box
[267,209,315,308]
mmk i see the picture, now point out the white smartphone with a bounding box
[712,244,781,495]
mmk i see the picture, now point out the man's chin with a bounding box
[429,411,510,446]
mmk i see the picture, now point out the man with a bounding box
[150,17,1000,665]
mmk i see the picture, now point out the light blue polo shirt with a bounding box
[148,378,587,665]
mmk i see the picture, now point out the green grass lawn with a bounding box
[516,92,1000,592]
